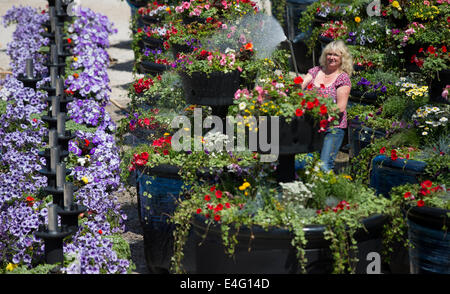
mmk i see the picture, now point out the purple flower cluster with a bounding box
[357,77,387,93]
[68,98,116,132]
[1,5,131,274]
[2,6,49,78]
[65,7,117,105]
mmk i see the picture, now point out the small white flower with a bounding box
[239,102,246,110]
[422,131,428,136]
[439,117,448,123]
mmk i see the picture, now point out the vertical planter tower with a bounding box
[33,0,86,268]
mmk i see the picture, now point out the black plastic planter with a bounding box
[348,119,385,158]
[138,60,169,75]
[349,89,378,105]
[141,35,164,50]
[406,206,450,274]
[189,213,388,274]
[180,70,240,107]
[255,115,324,156]
[141,14,160,25]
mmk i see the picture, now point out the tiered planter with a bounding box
[256,115,324,183]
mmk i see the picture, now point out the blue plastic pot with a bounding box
[369,155,427,198]
[406,206,450,274]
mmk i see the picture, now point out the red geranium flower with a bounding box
[421,180,433,188]
[210,185,216,192]
[215,190,222,198]
[417,199,425,207]
[204,194,211,201]
[380,147,386,154]
[214,214,221,221]
[196,208,202,214]
[295,108,304,117]
[403,191,411,199]
[294,76,303,85]
[319,104,327,116]
[319,119,328,128]
[390,149,398,161]
[306,101,314,110]
[427,45,435,54]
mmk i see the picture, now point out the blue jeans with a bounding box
[320,128,346,172]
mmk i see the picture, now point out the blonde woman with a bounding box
[301,40,353,172]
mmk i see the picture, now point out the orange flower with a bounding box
[73,73,79,79]
[244,43,253,51]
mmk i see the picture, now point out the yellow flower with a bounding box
[81,176,89,184]
[392,1,400,8]
[239,181,251,191]
[354,16,361,23]
[342,174,353,181]
[73,56,78,61]
[6,263,18,272]
[164,132,170,136]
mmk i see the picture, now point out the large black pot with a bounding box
[137,163,232,273]
[406,206,450,274]
[180,70,240,107]
[255,115,324,156]
[189,213,388,274]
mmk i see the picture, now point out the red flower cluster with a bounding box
[379,147,411,161]
[320,20,348,39]
[403,180,444,207]
[316,200,355,215]
[129,152,150,171]
[152,135,172,155]
[129,116,159,131]
[197,185,232,222]
[134,77,154,94]
[294,95,332,131]
[411,45,449,68]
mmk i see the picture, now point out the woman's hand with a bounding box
[336,85,350,112]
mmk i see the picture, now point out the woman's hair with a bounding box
[319,40,353,76]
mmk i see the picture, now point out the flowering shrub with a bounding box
[137,1,172,19]
[229,74,341,132]
[391,180,449,210]
[410,45,449,79]
[319,20,348,39]
[412,104,449,141]
[175,44,253,75]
